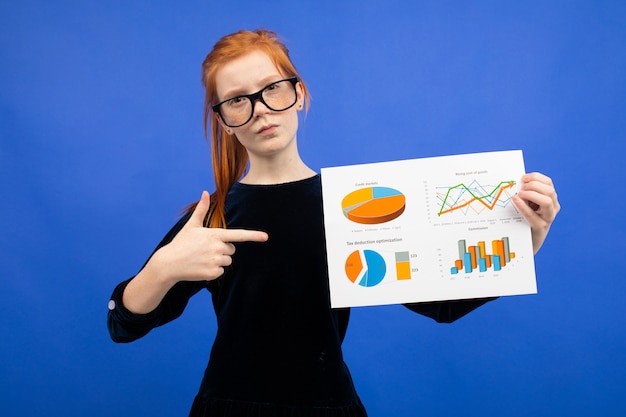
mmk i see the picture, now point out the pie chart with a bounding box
[345,250,387,287]
[341,187,406,224]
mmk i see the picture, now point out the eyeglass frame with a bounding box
[212,76,300,128]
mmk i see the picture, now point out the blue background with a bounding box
[1,1,625,416]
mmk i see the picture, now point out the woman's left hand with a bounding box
[512,172,560,254]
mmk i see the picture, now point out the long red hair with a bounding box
[189,29,310,227]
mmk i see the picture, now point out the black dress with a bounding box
[107,175,492,416]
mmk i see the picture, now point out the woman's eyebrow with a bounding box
[222,75,284,99]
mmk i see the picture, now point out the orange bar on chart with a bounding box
[492,240,506,267]
[455,259,463,270]
[468,246,478,269]
[396,262,411,280]
[492,240,500,266]
[478,241,486,259]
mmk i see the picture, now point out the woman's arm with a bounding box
[107,191,268,342]
[121,191,268,314]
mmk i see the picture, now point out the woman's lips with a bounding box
[257,124,278,135]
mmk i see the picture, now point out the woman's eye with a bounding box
[225,97,246,107]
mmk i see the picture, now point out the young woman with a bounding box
[108,29,560,417]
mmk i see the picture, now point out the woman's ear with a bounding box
[216,113,234,135]
[296,81,305,110]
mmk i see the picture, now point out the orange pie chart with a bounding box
[341,187,406,224]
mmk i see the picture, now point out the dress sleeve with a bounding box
[403,297,497,323]
[107,212,208,343]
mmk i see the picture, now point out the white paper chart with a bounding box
[321,150,537,308]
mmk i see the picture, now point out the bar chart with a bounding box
[394,251,412,280]
[450,238,515,274]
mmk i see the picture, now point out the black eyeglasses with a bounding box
[212,77,299,128]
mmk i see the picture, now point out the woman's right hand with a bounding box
[151,191,268,284]
[122,191,268,314]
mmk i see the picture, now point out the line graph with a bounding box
[436,180,516,216]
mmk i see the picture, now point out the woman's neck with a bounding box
[240,154,316,185]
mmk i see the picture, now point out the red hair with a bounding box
[190,29,310,228]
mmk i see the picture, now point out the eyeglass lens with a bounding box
[218,79,297,127]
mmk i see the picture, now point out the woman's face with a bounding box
[214,50,304,162]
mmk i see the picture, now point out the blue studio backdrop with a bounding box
[1,1,625,416]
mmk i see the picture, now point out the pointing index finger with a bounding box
[215,228,269,243]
